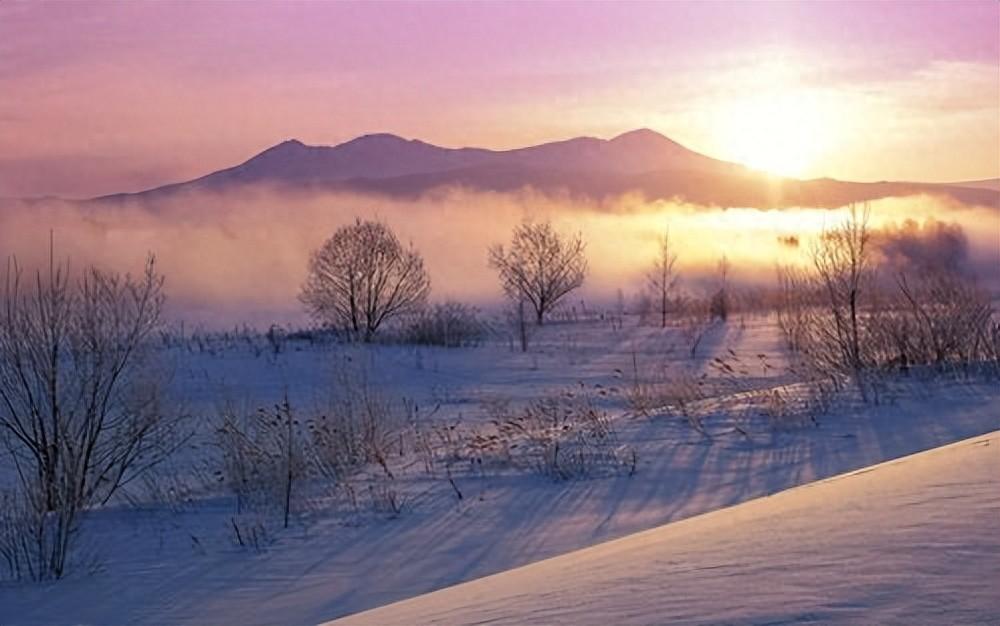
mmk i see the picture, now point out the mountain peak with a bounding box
[86,128,1000,210]
[346,133,413,146]
[256,138,309,155]
[610,128,669,143]
[100,127,747,201]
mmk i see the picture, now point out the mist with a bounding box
[0,187,996,327]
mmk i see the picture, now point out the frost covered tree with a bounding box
[811,204,872,381]
[710,255,730,322]
[489,219,587,325]
[647,226,678,328]
[0,254,178,580]
[300,219,430,341]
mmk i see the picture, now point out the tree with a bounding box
[892,265,992,369]
[647,226,678,328]
[774,263,812,352]
[0,253,178,580]
[300,219,430,341]
[810,203,872,396]
[488,219,587,325]
[710,254,730,322]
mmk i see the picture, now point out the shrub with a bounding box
[403,301,486,347]
[0,254,180,580]
[481,388,636,480]
[215,397,304,529]
[307,357,403,482]
[0,489,40,581]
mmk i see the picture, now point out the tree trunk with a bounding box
[283,401,293,529]
[518,301,528,352]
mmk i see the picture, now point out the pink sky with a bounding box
[1,1,998,198]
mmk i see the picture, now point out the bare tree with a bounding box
[489,219,587,325]
[502,298,533,352]
[300,219,430,342]
[810,203,872,395]
[709,254,731,321]
[0,253,178,580]
[774,264,812,352]
[647,226,678,328]
[891,268,993,369]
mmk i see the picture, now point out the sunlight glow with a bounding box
[712,63,843,178]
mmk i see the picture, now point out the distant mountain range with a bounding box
[92,129,998,209]
[946,178,1000,192]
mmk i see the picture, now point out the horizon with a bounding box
[2,2,998,198]
[17,126,999,203]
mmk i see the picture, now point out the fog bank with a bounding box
[1,187,996,327]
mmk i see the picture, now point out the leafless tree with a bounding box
[774,264,812,352]
[488,219,587,325]
[0,253,179,580]
[647,226,678,328]
[300,219,430,342]
[709,254,731,321]
[810,203,873,395]
[890,268,993,369]
[502,298,533,352]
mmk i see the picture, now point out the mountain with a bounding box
[944,178,1000,192]
[93,130,999,210]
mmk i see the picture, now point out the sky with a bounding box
[1,1,998,198]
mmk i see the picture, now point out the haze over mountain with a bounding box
[948,178,1000,192]
[94,129,997,210]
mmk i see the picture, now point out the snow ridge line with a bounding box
[328,429,999,624]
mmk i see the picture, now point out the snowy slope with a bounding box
[334,431,1000,626]
[2,380,995,626]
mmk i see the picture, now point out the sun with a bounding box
[714,86,841,178]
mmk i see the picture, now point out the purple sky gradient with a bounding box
[1,1,997,197]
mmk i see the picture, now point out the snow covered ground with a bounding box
[0,316,997,625]
[335,431,1000,626]
[165,314,791,421]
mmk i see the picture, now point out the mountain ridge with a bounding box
[90,130,999,210]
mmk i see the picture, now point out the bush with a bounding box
[0,489,42,581]
[709,288,729,322]
[307,357,404,482]
[478,388,636,480]
[885,270,994,370]
[213,358,409,536]
[215,397,304,529]
[402,301,486,347]
[0,255,180,580]
[772,206,997,400]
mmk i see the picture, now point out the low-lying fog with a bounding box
[1,187,996,327]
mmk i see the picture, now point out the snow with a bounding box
[0,316,997,626]
[167,315,790,419]
[333,431,1000,626]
